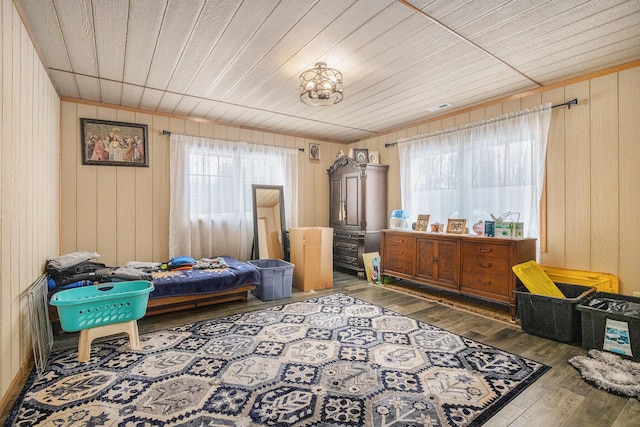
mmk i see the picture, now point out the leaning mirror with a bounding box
[252,184,286,260]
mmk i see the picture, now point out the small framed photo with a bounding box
[368,151,380,164]
[81,118,148,167]
[309,143,320,160]
[415,214,430,231]
[446,218,467,234]
[354,148,369,164]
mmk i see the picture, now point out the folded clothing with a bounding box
[125,261,162,270]
[111,267,152,281]
[46,251,100,271]
[194,257,229,270]
[168,256,197,269]
[49,267,114,287]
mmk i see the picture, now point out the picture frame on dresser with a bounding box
[415,214,430,231]
[446,218,466,234]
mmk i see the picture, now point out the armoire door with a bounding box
[329,176,343,228]
[343,172,360,228]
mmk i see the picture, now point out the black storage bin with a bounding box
[514,283,595,344]
[576,292,640,362]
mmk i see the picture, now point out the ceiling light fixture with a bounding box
[299,62,343,106]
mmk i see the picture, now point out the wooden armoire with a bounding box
[327,156,388,277]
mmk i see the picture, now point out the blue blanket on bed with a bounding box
[149,256,259,299]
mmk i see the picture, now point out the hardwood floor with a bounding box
[2,271,639,426]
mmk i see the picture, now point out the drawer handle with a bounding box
[476,279,492,286]
[394,250,404,255]
[477,262,492,268]
[478,248,492,253]
[393,239,404,243]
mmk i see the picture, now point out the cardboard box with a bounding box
[289,227,333,291]
[495,221,523,239]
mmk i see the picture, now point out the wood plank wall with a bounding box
[59,101,343,267]
[0,0,60,407]
[352,64,640,296]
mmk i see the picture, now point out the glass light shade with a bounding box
[300,62,343,106]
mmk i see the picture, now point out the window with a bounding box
[169,134,298,260]
[399,104,551,239]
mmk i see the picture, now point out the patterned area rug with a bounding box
[7,294,548,426]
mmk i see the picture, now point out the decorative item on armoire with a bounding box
[353,148,369,164]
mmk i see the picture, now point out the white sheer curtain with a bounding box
[169,134,298,260]
[398,103,551,238]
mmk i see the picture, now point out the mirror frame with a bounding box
[252,184,287,260]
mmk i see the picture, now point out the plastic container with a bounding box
[577,292,640,362]
[390,210,409,230]
[540,265,619,294]
[50,281,154,332]
[248,259,294,301]
[512,260,565,298]
[514,283,595,344]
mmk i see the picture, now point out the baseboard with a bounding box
[0,354,34,422]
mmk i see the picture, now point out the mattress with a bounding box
[149,256,260,299]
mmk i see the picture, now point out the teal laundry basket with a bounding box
[50,280,154,332]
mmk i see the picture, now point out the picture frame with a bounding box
[446,218,467,234]
[415,214,430,231]
[309,143,320,160]
[368,151,380,164]
[81,118,149,167]
[354,148,369,164]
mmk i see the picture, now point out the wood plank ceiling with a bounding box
[15,0,640,143]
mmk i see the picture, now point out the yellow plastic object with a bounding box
[540,265,619,294]
[512,261,565,298]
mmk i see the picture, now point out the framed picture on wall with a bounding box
[309,143,320,160]
[81,118,149,167]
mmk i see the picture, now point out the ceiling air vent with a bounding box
[427,103,452,112]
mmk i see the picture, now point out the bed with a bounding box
[145,256,259,315]
[47,255,260,331]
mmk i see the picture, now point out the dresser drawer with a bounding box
[460,270,510,297]
[462,256,510,275]
[384,233,415,251]
[334,240,358,257]
[383,234,415,273]
[334,230,363,242]
[461,241,510,260]
[335,254,359,268]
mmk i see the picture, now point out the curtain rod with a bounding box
[162,130,305,151]
[384,99,578,148]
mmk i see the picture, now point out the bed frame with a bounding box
[144,284,256,316]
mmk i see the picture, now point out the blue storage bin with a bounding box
[249,259,294,301]
[50,280,154,332]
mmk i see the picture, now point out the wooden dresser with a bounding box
[381,229,536,318]
[328,157,388,278]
